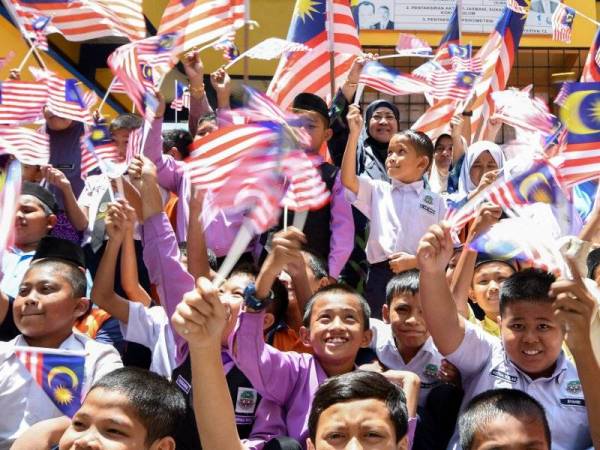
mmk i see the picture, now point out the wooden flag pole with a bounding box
[98,77,116,115]
[326,0,335,101]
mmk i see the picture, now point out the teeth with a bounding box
[326,337,347,344]
[523,350,541,355]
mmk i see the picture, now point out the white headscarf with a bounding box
[456,140,506,198]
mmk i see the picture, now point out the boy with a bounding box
[416,222,600,449]
[341,105,446,317]
[231,228,421,447]
[458,389,551,450]
[0,238,122,448]
[369,270,463,449]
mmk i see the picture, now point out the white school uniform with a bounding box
[0,333,123,449]
[346,177,446,264]
[119,302,176,378]
[445,320,592,450]
[369,319,444,407]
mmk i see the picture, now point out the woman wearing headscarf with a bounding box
[327,56,400,295]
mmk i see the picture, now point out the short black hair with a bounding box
[458,388,551,450]
[90,367,186,445]
[499,268,556,316]
[302,283,371,331]
[109,113,142,132]
[395,130,434,172]
[308,371,408,443]
[586,247,600,279]
[162,128,193,159]
[359,1,375,13]
[197,112,217,128]
[434,133,452,150]
[385,270,419,306]
[302,249,329,281]
[28,259,87,298]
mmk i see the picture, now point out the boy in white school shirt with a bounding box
[341,104,446,317]
[416,222,600,450]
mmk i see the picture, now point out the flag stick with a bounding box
[547,0,600,27]
[16,45,35,72]
[98,77,116,115]
[292,210,308,230]
[376,52,434,61]
[352,83,365,106]
[283,205,288,232]
[326,0,335,101]
[213,219,255,287]
[457,0,463,44]
[174,79,178,124]
[243,0,250,83]
[115,176,125,200]
[2,3,48,71]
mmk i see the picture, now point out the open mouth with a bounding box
[324,336,349,346]
[522,349,543,357]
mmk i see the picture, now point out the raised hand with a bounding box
[417,223,454,274]
[347,104,364,136]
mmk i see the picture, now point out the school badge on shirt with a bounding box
[566,380,582,395]
[419,194,436,215]
[235,387,258,414]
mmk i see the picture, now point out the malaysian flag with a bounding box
[46,74,96,123]
[447,44,483,72]
[125,126,143,161]
[31,15,50,51]
[80,124,122,176]
[281,150,330,212]
[15,346,85,417]
[428,70,480,101]
[185,123,283,191]
[431,4,460,66]
[395,33,432,56]
[238,38,310,62]
[0,126,49,165]
[212,32,239,61]
[158,0,245,53]
[136,32,184,83]
[359,61,432,97]
[582,27,600,82]
[552,3,576,44]
[0,80,48,125]
[506,0,529,14]
[171,81,190,111]
[8,0,146,42]
[557,82,600,186]
[267,0,361,109]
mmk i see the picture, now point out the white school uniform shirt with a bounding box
[369,319,444,408]
[0,333,123,449]
[345,177,446,264]
[119,302,176,378]
[445,320,592,450]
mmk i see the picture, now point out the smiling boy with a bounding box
[416,222,599,449]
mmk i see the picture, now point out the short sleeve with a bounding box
[121,302,165,349]
[444,320,499,378]
[345,175,376,219]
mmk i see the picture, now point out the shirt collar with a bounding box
[498,350,568,383]
[391,179,424,194]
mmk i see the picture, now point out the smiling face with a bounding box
[15,195,55,252]
[470,262,515,320]
[386,135,429,183]
[470,412,550,450]
[13,263,88,348]
[469,151,499,187]
[111,129,131,157]
[307,398,405,450]
[383,293,429,358]
[433,135,453,171]
[500,301,564,379]
[218,272,255,346]
[59,388,164,450]
[303,293,372,370]
[368,107,398,144]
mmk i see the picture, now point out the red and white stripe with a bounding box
[158,0,246,53]
[267,0,361,109]
[15,350,43,384]
[80,140,122,177]
[171,90,190,111]
[395,33,432,55]
[46,74,95,123]
[359,72,431,97]
[281,151,330,211]
[9,0,146,42]
[0,80,48,125]
[0,126,49,165]
[552,3,574,43]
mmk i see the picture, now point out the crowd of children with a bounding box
[0,49,599,450]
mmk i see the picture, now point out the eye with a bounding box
[365,431,384,439]
[106,428,128,437]
[509,323,524,331]
[71,420,86,431]
[18,286,30,296]
[318,314,331,323]
[538,323,551,331]
[324,432,345,442]
[344,314,357,323]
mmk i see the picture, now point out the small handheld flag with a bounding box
[552,3,576,44]
[359,61,432,97]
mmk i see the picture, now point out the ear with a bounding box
[73,298,89,320]
[468,287,476,303]
[47,214,58,230]
[397,435,408,450]
[382,304,391,324]
[418,155,430,172]
[306,438,316,450]
[496,314,501,324]
[324,128,333,142]
[360,328,373,348]
[168,147,182,160]
[299,326,311,347]
[151,436,176,450]
[318,277,332,289]
[263,312,275,331]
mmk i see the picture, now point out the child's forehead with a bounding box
[312,292,363,312]
[501,300,555,319]
[389,134,415,150]
[224,272,254,288]
[391,291,419,306]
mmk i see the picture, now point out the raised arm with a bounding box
[449,115,466,165]
[172,277,245,450]
[119,219,152,306]
[42,165,88,231]
[183,51,213,137]
[417,223,466,355]
[89,200,134,324]
[340,105,363,195]
[579,196,600,243]
[327,173,354,279]
[210,68,231,111]
[550,258,600,449]
[187,188,213,280]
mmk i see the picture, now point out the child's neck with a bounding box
[318,356,356,377]
[393,175,422,185]
[394,338,422,363]
[24,331,72,349]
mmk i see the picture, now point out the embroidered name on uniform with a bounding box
[560,398,586,407]
[419,204,435,214]
[235,387,258,414]
[176,375,192,394]
[491,369,518,383]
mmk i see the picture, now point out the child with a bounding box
[458,389,551,450]
[341,105,446,317]
[416,222,600,449]
[231,228,420,447]
[0,238,122,448]
[369,270,463,449]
